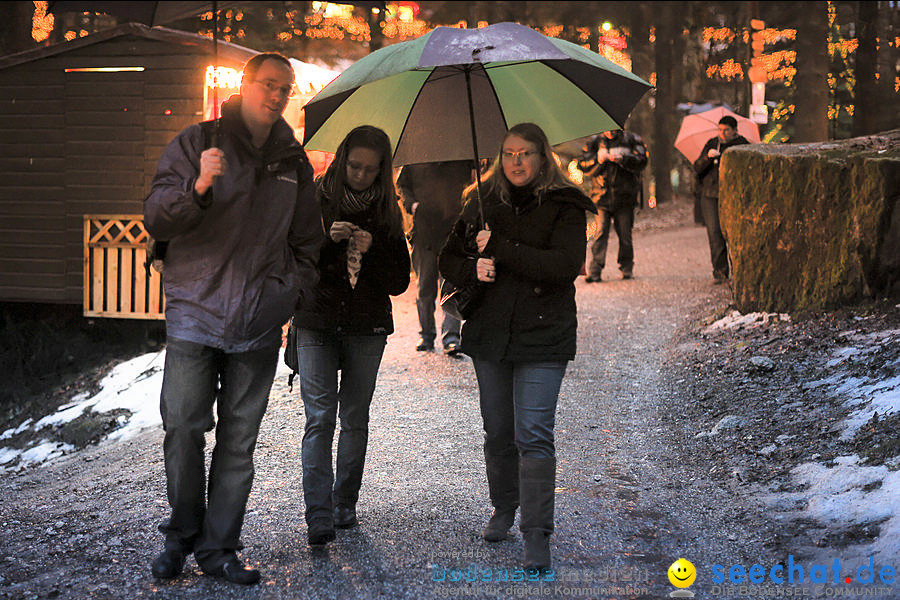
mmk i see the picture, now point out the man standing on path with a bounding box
[397,160,472,356]
[577,129,648,282]
[692,115,749,283]
[143,53,324,585]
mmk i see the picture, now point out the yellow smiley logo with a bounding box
[668,558,697,588]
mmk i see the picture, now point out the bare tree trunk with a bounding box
[0,1,36,56]
[625,3,654,204]
[652,2,676,204]
[367,7,384,52]
[792,1,830,142]
[852,1,879,136]
[625,4,653,136]
[874,1,900,132]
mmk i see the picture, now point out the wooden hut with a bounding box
[0,24,260,319]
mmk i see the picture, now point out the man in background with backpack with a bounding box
[578,129,648,281]
[143,53,324,585]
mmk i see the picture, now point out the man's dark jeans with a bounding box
[589,206,634,276]
[700,194,729,277]
[472,359,567,460]
[411,242,461,348]
[296,329,386,524]
[159,337,278,571]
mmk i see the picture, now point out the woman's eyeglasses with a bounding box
[502,150,538,162]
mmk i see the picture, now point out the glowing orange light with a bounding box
[32,1,54,43]
[541,25,563,38]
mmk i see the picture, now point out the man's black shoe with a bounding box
[443,343,461,357]
[151,549,186,580]
[308,519,336,546]
[204,557,261,585]
[415,338,434,352]
[584,274,602,283]
[334,504,358,529]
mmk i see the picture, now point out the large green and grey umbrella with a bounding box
[303,22,652,168]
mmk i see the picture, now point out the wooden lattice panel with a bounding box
[83,215,164,320]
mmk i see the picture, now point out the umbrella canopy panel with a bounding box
[303,22,651,166]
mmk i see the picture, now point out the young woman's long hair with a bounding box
[462,122,579,209]
[317,125,403,238]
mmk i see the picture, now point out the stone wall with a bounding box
[719,130,900,313]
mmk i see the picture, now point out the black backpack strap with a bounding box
[146,120,220,272]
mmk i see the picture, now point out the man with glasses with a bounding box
[577,129,648,282]
[144,53,324,585]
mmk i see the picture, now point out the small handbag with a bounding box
[439,218,485,321]
[439,277,482,321]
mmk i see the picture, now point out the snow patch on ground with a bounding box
[0,347,294,472]
[768,456,900,568]
[703,310,792,333]
[762,327,900,567]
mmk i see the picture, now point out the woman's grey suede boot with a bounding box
[482,450,519,542]
[518,456,555,572]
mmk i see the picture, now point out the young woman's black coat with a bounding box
[293,190,410,335]
[439,186,594,362]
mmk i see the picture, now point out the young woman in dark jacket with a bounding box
[293,126,410,546]
[439,122,596,573]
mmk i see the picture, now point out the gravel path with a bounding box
[2,204,784,600]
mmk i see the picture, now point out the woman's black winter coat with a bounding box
[439,185,595,363]
[293,190,410,335]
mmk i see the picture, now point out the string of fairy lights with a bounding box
[27,0,900,133]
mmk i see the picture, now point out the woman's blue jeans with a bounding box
[296,328,386,524]
[472,359,567,460]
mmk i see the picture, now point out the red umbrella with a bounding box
[674,106,760,163]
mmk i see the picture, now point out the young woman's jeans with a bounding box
[296,328,387,524]
[472,359,567,460]
[159,337,278,572]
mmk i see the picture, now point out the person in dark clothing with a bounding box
[439,122,596,574]
[577,129,647,281]
[692,115,750,283]
[397,161,473,355]
[293,125,410,547]
[144,53,324,585]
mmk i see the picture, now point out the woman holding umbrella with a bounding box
[292,125,410,546]
[439,122,595,573]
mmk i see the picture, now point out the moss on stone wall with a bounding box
[719,130,900,313]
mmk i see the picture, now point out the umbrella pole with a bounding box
[464,67,484,228]
[212,0,219,145]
